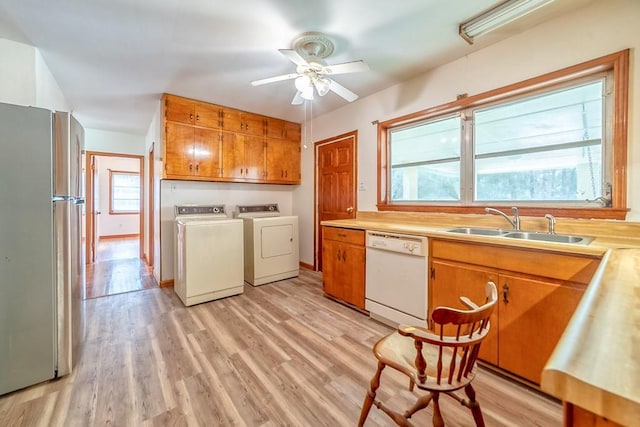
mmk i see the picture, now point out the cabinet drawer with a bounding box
[431,239,599,284]
[323,227,364,245]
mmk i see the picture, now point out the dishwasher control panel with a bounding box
[365,231,426,256]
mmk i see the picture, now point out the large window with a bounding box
[379,50,628,219]
[109,170,140,214]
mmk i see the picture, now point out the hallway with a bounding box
[85,236,156,299]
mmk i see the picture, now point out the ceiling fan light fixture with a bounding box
[301,85,314,101]
[294,75,311,91]
[459,0,555,44]
[315,78,331,96]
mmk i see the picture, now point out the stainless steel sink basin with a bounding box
[502,231,594,245]
[445,227,509,236]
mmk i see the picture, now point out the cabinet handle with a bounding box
[337,233,347,238]
[196,114,200,122]
[190,113,193,121]
[342,251,346,262]
[430,267,435,280]
[195,164,199,173]
[189,163,193,171]
[502,284,510,304]
[337,249,341,261]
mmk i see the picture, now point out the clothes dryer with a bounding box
[174,205,244,305]
[235,204,299,286]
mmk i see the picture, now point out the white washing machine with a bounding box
[174,205,244,306]
[235,204,299,286]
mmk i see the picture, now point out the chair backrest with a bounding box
[428,281,498,386]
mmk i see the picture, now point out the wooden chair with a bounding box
[358,281,498,427]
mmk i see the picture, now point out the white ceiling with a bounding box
[0,0,593,135]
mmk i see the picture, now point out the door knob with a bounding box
[346,206,354,213]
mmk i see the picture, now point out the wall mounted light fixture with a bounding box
[459,0,555,44]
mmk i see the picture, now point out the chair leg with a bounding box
[403,392,434,419]
[432,392,444,427]
[358,361,385,427]
[464,384,485,427]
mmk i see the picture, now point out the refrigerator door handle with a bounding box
[52,195,84,204]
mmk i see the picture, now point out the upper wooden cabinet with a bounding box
[165,95,222,129]
[162,93,300,184]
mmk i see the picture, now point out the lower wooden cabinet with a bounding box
[322,226,365,309]
[430,239,600,385]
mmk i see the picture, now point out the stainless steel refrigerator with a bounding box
[0,102,85,395]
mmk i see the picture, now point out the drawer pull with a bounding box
[337,233,347,238]
[503,284,510,304]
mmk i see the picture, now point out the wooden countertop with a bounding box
[322,213,640,423]
[541,248,640,426]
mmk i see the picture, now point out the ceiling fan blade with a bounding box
[251,73,299,86]
[322,60,369,75]
[291,91,304,105]
[278,49,309,67]
[328,79,359,102]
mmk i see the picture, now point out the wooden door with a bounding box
[265,117,285,140]
[221,131,242,179]
[164,122,194,177]
[430,259,499,365]
[316,131,357,271]
[283,121,301,142]
[498,274,585,384]
[194,128,221,177]
[148,143,154,267]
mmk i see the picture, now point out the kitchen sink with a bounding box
[445,227,509,236]
[502,231,594,245]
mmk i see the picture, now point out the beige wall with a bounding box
[294,0,640,266]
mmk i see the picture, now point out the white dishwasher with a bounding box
[365,231,428,327]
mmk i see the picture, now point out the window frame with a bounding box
[109,169,141,215]
[377,49,629,220]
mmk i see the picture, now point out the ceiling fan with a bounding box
[251,33,369,105]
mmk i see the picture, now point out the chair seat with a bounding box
[373,331,477,393]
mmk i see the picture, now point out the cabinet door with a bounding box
[241,112,265,137]
[194,128,221,178]
[269,139,300,183]
[265,139,300,183]
[322,238,343,300]
[194,102,221,129]
[342,243,365,308]
[220,107,243,133]
[283,121,301,142]
[165,96,195,124]
[265,117,285,140]
[430,259,499,365]
[221,131,242,179]
[498,274,585,384]
[242,135,265,180]
[165,122,194,177]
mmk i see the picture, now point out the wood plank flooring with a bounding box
[86,237,156,299]
[0,269,562,426]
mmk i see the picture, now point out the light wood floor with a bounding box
[0,269,562,426]
[86,237,156,299]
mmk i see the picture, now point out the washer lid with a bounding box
[235,204,280,218]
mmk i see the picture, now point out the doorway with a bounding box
[315,131,358,271]
[84,151,151,298]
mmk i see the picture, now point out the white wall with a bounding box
[293,0,640,266]
[97,156,140,237]
[159,180,295,282]
[85,128,146,155]
[0,38,68,112]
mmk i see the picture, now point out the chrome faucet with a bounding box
[485,207,520,230]
[544,214,556,234]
